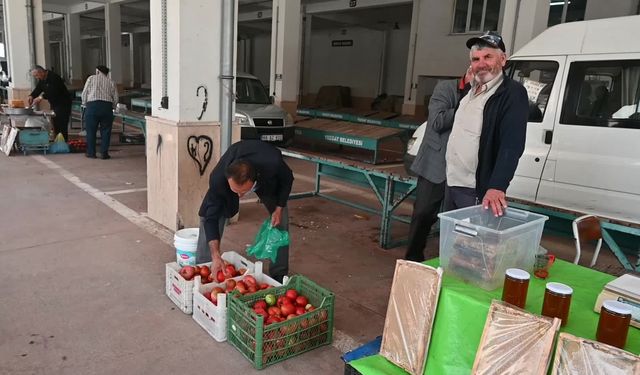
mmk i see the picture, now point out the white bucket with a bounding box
[174,228,199,266]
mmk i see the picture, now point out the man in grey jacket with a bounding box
[405,70,472,262]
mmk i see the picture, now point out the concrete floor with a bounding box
[0,143,631,375]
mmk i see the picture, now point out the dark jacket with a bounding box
[476,74,529,198]
[411,78,469,183]
[29,70,71,110]
[198,140,294,243]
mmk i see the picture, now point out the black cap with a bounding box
[466,31,505,52]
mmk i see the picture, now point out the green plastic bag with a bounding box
[247,219,290,263]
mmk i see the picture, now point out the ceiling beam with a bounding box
[306,0,411,14]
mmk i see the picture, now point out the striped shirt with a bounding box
[81,73,119,108]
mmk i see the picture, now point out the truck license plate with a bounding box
[261,134,283,141]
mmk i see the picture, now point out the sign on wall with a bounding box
[331,40,353,47]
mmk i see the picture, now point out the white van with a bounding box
[407,15,640,224]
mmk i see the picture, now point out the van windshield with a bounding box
[236,77,271,105]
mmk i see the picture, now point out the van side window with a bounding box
[560,60,640,129]
[506,61,558,122]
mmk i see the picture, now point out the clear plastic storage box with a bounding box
[438,205,548,290]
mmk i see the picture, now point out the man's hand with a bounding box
[271,206,283,227]
[32,97,42,106]
[482,189,507,216]
[27,96,34,106]
[209,240,230,278]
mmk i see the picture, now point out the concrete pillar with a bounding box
[32,0,47,68]
[502,0,550,54]
[42,21,51,70]
[105,3,123,85]
[5,0,35,100]
[66,13,83,86]
[269,0,301,116]
[147,0,240,230]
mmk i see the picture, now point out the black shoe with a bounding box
[101,153,111,160]
[85,153,96,159]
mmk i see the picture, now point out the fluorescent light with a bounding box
[550,1,569,6]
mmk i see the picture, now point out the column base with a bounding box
[146,117,225,231]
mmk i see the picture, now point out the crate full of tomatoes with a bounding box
[227,275,334,369]
[165,251,255,314]
[67,139,87,153]
[192,262,284,342]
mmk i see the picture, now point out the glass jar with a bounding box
[501,268,530,308]
[541,282,573,326]
[596,300,632,349]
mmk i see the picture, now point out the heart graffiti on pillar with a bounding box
[187,135,213,176]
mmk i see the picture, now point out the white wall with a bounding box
[585,0,639,20]
[383,26,410,96]
[82,37,105,81]
[307,26,384,98]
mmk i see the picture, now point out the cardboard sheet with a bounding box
[472,300,560,375]
[379,260,443,375]
[552,333,640,375]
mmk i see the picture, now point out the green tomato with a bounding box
[265,294,277,306]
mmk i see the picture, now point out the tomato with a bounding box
[243,275,257,286]
[216,270,225,283]
[225,264,237,277]
[285,289,298,301]
[280,302,296,317]
[295,296,308,307]
[295,306,306,315]
[265,294,277,306]
[199,265,211,278]
[254,300,268,310]
[268,306,281,316]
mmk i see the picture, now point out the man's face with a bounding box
[470,48,506,84]
[228,178,255,198]
[31,70,45,80]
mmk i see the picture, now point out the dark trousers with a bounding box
[85,101,114,157]
[444,185,478,211]
[405,177,445,262]
[52,104,71,141]
[195,199,290,282]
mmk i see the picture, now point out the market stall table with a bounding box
[349,259,640,375]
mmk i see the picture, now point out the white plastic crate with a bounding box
[165,251,255,314]
[438,205,548,290]
[192,262,285,342]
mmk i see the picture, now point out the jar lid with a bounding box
[546,282,573,296]
[506,268,530,280]
[603,300,632,315]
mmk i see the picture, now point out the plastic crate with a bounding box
[192,262,284,342]
[227,275,335,369]
[165,251,255,314]
[437,205,548,290]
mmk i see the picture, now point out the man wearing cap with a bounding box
[444,31,529,216]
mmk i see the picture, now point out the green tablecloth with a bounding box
[350,259,640,375]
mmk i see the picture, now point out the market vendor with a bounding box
[196,140,294,282]
[27,65,72,141]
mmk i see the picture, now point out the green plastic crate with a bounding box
[227,275,335,369]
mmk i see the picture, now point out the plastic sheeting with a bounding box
[379,260,442,375]
[472,300,560,375]
[552,333,640,375]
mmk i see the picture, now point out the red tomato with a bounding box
[280,302,296,317]
[295,296,308,307]
[285,289,298,301]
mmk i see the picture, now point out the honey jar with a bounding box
[596,300,632,349]
[541,282,573,326]
[501,268,530,308]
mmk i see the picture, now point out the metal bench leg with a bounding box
[602,228,636,271]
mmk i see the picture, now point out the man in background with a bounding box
[28,65,72,141]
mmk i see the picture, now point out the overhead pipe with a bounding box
[220,0,236,154]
